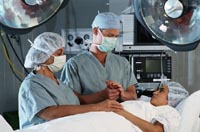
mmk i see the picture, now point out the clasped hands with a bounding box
[97,80,128,112]
[105,80,124,101]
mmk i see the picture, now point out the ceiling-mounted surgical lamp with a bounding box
[134,0,200,51]
[0,0,69,34]
[24,0,46,6]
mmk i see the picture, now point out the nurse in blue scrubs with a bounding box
[18,32,122,129]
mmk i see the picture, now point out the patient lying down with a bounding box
[117,85,180,132]
[16,85,180,132]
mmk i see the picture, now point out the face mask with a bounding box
[48,55,66,73]
[97,29,118,52]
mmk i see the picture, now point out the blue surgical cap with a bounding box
[167,82,189,107]
[91,12,121,29]
[24,32,65,68]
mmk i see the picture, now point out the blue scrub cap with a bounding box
[167,82,189,107]
[91,12,121,29]
[24,32,65,68]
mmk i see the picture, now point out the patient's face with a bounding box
[150,85,169,106]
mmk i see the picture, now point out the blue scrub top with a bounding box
[18,72,80,129]
[60,51,137,95]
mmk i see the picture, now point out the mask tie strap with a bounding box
[28,39,34,47]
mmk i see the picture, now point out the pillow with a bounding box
[0,115,13,132]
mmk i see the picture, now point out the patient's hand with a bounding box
[115,109,128,117]
[95,99,123,112]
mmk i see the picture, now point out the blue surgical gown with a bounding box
[60,51,137,95]
[18,71,80,129]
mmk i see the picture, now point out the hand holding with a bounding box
[96,99,123,112]
[104,81,120,100]
[106,80,125,99]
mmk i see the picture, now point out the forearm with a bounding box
[120,92,136,101]
[78,89,107,104]
[37,99,123,121]
[121,85,137,101]
[37,104,98,120]
[117,111,163,132]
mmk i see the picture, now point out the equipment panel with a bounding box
[61,28,92,54]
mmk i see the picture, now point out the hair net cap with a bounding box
[24,32,65,68]
[167,82,189,107]
[91,12,121,29]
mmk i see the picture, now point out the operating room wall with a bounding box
[187,45,200,93]
[0,0,200,115]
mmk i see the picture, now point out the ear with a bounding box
[93,27,98,35]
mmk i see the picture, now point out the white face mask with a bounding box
[96,29,118,52]
[48,55,66,73]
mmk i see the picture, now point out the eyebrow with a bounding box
[155,87,165,92]
[103,32,119,37]
[100,29,119,37]
[159,88,165,92]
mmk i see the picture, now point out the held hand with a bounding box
[106,88,120,100]
[106,80,125,99]
[96,99,123,112]
[105,80,120,100]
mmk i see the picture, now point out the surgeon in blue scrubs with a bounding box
[18,32,123,129]
[60,12,138,104]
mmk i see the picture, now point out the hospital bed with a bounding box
[176,90,200,132]
[1,90,200,132]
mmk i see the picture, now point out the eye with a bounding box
[103,34,113,37]
[155,87,165,93]
[159,88,165,92]
[155,87,160,91]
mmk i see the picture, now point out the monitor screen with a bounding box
[145,59,167,73]
[134,18,162,45]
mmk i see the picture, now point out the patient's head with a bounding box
[150,82,189,107]
[167,82,189,107]
[150,85,169,106]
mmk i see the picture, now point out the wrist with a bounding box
[91,103,100,111]
[121,91,137,101]
[99,88,108,100]
[120,92,129,101]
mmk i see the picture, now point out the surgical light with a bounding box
[0,0,69,34]
[134,0,200,51]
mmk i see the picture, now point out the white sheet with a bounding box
[15,112,138,132]
[175,90,200,132]
[0,115,13,132]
